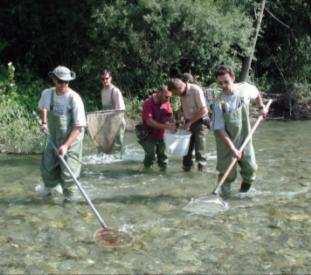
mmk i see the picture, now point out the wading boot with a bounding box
[35,184,63,197]
[63,188,73,203]
[182,166,192,172]
[220,183,231,199]
[239,181,251,193]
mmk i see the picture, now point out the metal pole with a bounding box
[47,136,108,228]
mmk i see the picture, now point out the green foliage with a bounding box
[0,1,94,74]
[255,0,311,89]
[0,63,44,153]
[287,82,311,103]
[124,96,143,120]
[85,0,253,99]
[0,0,309,134]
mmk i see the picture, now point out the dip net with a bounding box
[87,110,125,153]
[183,195,229,217]
[94,227,133,248]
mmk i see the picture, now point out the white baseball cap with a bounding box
[49,66,76,81]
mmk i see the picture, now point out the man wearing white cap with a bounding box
[36,66,86,201]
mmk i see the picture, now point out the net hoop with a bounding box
[94,227,133,249]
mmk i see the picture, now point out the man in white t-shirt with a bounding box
[36,66,86,201]
[212,65,267,197]
[167,78,209,172]
[100,70,126,152]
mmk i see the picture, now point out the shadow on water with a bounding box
[0,155,40,168]
[82,167,143,178]
[0,194,61,207]
[89,193,190,206]
[0,192,190,208]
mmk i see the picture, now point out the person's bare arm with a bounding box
[39,108,47,123]
[38,108,48,132]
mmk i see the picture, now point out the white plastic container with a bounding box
[164,130,191,156]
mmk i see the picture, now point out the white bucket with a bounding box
[164,130,191,156]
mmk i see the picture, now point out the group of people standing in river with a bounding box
[36,65,268,202]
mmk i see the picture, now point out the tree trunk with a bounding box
[239,0,266,82]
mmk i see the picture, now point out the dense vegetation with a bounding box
[0,0,310,152]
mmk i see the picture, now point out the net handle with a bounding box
[213,99,273,195]
[45,132,108,229]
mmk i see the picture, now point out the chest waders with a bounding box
[214,102,257,193]
[40,90,84,197]
[102,90,125,153]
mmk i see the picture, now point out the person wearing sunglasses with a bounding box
[212,65,267,197]
[36,66,86,202]
[167,78,209,172]
[100,69,126,153]
[138,86,176,171]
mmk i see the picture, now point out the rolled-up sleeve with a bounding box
[113,88,126,110]
[195,88,207,109]
[72,96,87,127]
[38,89,51,110]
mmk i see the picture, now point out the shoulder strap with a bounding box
[110,87,114,108]
[50,89,54,111]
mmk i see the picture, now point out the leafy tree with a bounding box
[254,0,311,87]
[0,1,94,75]
[84,0,253,107]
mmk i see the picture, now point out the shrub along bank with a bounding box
[0,62,310,154]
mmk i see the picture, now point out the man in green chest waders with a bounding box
[36,66,87,202]
[100,69,126,153]
[212,65,268,197]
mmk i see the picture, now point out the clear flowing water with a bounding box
[0,121,310,274]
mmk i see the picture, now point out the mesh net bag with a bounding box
[87,110,125,153]
[94,228,133,248]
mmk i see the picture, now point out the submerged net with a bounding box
[87,110,125,153]
[94,228,133,248]
[183,195,229,217]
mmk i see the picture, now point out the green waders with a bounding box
[183,120,207,170]
[102,102,126,153]
[139,138,167,170]
[214,103,257,196]
[40,94,84,198]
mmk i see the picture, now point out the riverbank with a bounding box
[1,93,310,154]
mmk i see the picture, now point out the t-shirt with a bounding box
[181,83,207,120]
[142,95,173,140]
[212,82,259,131]
[38,87,86,127]
[101,84,125,110]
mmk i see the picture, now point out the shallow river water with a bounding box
[0,121,310,274]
